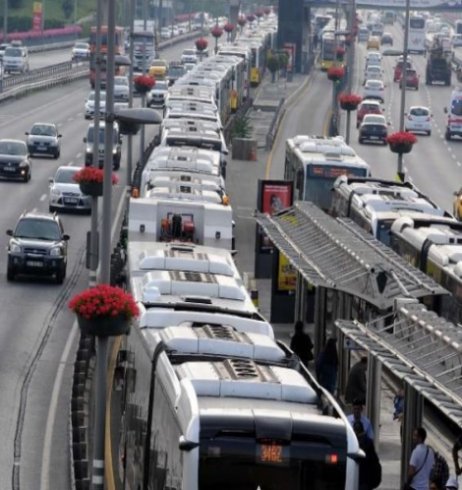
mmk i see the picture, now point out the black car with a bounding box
[358,120,388,145]
[6,211,70,283]
[0,139,31,182]
[381,32,393,45]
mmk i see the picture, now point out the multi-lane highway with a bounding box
[0,38,197,490]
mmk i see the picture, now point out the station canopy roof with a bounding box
[256,201,448,310]
[336,299,462,427]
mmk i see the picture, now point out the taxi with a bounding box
[148,59,168,79]
[367,36,381,50]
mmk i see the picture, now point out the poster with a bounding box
[32,2,42,31]
[277,253,297,292]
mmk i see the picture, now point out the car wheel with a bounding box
[113,158,121,171]
[427,130,431,136]
[358,138,363,144]
[23,171,30,183]
[446,131,452,141]
[7,266,15,282]
[55,267,66,284]
[49,205,55,213]
[54,150,60,159]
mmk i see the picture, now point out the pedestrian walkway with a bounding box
[230,70,418,490]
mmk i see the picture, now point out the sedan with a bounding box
[147,80,169,108]
[358,115,388,145]
[71,42,90,60]
[381,32,393,45]
[0,139,31,182]
[85,91,106,119]
[363,65,383,84]
[356,99,383,128]
[25,122,62,158]
[399,69,419,90]
[49,166,91,213]
[114,76,129,102]
[404,106,432,135]
[363,80,385,103]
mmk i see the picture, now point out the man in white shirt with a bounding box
[347,399,374,440]
[407,427,435,490]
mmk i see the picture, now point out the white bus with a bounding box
[408,15,426,54]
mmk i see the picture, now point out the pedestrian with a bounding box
[445,476,459,489]
[290,320,314,366]
[345,356,368,405]
[393,386,405,441]
[403,427,435,490]
[453,432,462,476]
[353,420,382,490]
[316,338,338,395]
[347,399,374,440]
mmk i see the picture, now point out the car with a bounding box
[381,32,393,45]
[404,106,432,135]
[160,27,172,39]
[356,99,383,128]
[85,91,106,119]
[114,75,129,101]
[3,45,29,74]
[366,36,381,50]
[49,166,91,214]
[399,68,419,90]
[71,42,90,60]
[168,62,186,85]
[366,51,382,64]
[358,115,388,145]
[363,79,385,103]
[0,139,31,182]
[358,27,370,42]
[452,34,462,48]
[363,65,383,84]
[147,79,169,108]
[365,57,382,70]
[393,58,413,82]
[181,48,198,64]
[148,59,168,79]
[0,43,10,59]
[6,211,69,283]
[25,122,62,158]
[84,121,122,170]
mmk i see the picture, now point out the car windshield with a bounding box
[367,81,382,88]
[410,107,429,116]
[183,49,196,55]
[451,99,462,116]
[30,124,56,136]
[75,43,88,49]
[4,47,21,57]
[363,116,385,124]
[55,168,78,184]
[88,92,106,101]
[155,81,169,90]
[152,60,167,67]
[87,127,119,143]
[115,77,128,86]
[0,141,27,155]
[14,218,61,241]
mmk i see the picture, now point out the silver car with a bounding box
[85,91,106,119]
[25,122,62,158]
[49,166,91,213]
[147,80,169,108]
[114,76,129,102]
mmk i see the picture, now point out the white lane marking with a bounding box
[40,194,47,202]
[40,323,78,490]
[32,207,37,212]
[67,161,74,167]
[76,153,82,159]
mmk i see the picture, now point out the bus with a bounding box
[89,25,125,88]
[319,30,336,70]
[284,135,370,211]
[131,30,156,72]
[330,177,450,246]
[408,15,426,54]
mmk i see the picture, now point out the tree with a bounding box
[232,115,253,139]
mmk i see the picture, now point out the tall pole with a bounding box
[398,0,410,182]
[140,0,148,163]
[3,0,7,42]
[127,0,134,198]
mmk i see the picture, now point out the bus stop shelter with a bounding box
[336,299,462,486]
[256,201,448,353]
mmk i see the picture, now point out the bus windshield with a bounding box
[304,166,368,210]
[409,17,425,29]
[376,219,394,246]
[451,98,462,116]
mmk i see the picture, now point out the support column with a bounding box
[365,355,382,445]
[294,272,305,322]
[314,287,327,359]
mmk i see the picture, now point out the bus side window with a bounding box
[296,169,304,192]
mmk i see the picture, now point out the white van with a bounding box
[3,46,29,74]
[445,87,462,141]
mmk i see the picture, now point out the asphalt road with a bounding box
[0,37,198,490]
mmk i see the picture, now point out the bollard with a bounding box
[250,288,259,308]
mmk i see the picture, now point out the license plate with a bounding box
[64,198,78,204]
[3,167,16,172]
[370,136,379,139]
[27,261,43,267]
[37,145,46,149]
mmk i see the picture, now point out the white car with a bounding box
[363,79,385,103]
[160,27,171,39]
[147,80,169,108]
[181,48,198,64]
[366,51,382,64]
[49,166,91,213]
[404,105,432,135]
[363,65,383,84]
[114,75,129,102]
[84,91,106,119]
[71,42,90,60]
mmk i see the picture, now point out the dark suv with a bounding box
[6,211,70,283]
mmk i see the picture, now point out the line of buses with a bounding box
[106,17,363,490]
[283,134,462,325]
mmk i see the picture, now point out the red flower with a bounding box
[255,9,264,18]
[386,131,417,146]
[263,7,271,15]
[210,25,223,38]
[195,37,208,51]
[327,66,345,81]
[336,46,346,56]
[246,14,256,23]
[133,74,155,90]
[338,92,362,109]
[237,16,247,27]
[223,22,235,33]
[69,284,139,321]
[73,167,119,185]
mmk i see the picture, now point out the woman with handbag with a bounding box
[403,427,435,490]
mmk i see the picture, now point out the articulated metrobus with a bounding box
[408,15,426,54]
[319,30,337,70]
[284,136,370,211]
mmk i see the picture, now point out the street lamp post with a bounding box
[398,0,411,182]
[3,0,7,43]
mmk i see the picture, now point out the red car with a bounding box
[399,69,419,90]
[393,60,413,82]
[356,99,383,128]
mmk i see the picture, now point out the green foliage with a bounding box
[277,52,289,68]
[267,54,279,74]
[62,0,74,19]
[232,115,253,139]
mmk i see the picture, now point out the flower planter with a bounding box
[135,84,151,94]
[340,101,358,111]
[77,314,131,337]
[389,142,413,154]
[79,181,103,197]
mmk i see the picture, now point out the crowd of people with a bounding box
[289,320,461,490]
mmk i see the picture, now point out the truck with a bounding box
[131,21,157,72]
[426,38,452,86]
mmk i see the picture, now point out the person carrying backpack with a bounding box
[430,449,450,490]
